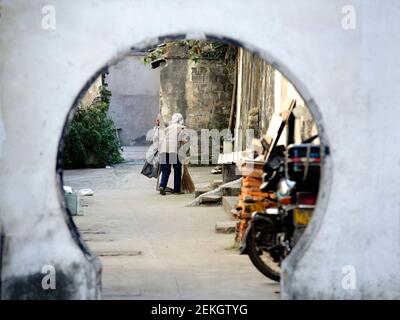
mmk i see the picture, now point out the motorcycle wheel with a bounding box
[246,226,281,282]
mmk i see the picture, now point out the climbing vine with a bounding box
[144,40,237,65]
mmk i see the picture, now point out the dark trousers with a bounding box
[159,153,182,192]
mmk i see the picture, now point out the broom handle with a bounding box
[155,126,160,191]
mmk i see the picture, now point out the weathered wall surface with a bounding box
[107,54,160,145]
[235,48,275,148]
[160,45,234,132]
[159,57,189,125]
[1,0,400,299]
[160,43,235,163]
[274,71,318,146]
[80,75,102,107]
[235,47,317,150]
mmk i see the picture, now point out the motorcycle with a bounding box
[240,136,320,282]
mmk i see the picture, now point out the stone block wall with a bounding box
[185,60,234,131]
[159,44,235,163]
[160,53,234,132]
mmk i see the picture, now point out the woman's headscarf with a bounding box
[170,113,184,125]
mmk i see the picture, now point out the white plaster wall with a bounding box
[0,0,399,299]
[107,54,160,145]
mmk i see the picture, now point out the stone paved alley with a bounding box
[63,153,279,299]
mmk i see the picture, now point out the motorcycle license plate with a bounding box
[293,208,312,225]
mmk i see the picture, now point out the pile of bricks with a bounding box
[235,160,277,243]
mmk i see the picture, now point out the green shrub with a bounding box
[63,85,123,168]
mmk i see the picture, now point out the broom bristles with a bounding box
[181,165,195,193]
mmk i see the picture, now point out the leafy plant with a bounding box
[185,40,237,62]
[144,40,237,64]
[143,44,167,65]
[63,77,123,168]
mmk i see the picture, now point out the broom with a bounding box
[181,164,195,193]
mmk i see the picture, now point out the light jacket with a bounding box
[154,123,188,154]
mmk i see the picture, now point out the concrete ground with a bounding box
[63,149,279,300]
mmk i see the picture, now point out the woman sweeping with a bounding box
[154,113,191,195]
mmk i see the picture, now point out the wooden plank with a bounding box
[263,99,297,161]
